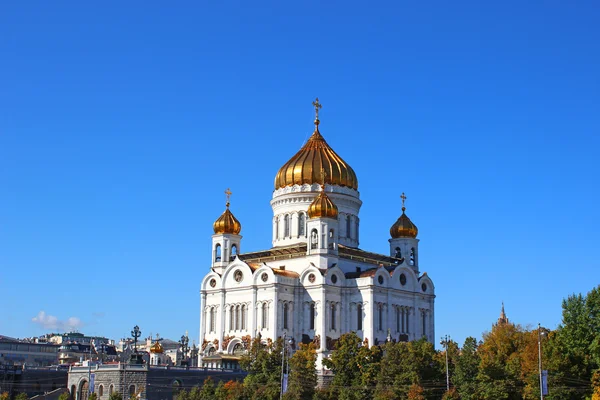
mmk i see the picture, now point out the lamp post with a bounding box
[179,333,190,366]
[538,323,547,400]
[131,326,141,353]
[440,335,451,392]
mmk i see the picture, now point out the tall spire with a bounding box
[497,302,509,326]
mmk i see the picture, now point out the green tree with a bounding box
[58,393,70,400]
[321,332,365,400]
[199,377,216,400]
[88,393,98,400]
[214,381,227,400]
[407,383,425,400]
[240,337,285,400]
[453,337,480,400]
[285,343,317,400]
[109,392,123,400]
[15,394,28,400]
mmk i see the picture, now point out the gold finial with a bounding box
[401,192,407,212]
[312,97,322,126]
[225,188,232,208]
[156,333,160,341]
[320,167,327,189]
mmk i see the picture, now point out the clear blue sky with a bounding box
[1,1,599,347]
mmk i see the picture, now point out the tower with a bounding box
[306,170,340,262]
[211,188,242,274]
[271,98,361,249]
[389,193,419,273]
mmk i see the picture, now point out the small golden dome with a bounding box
[213,203,242,235]
[274,99,358,190]
[390,193,418,239]
[307,189,339,219]
[150,341,163,354]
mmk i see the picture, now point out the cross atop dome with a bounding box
[225,188,232,207]
[312,97,322,125]
[401,192,407,212]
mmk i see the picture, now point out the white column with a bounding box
[251,288,257,339]
[218,291,225,353]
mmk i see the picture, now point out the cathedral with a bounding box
[199,99,435,370]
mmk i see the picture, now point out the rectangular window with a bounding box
[331,304,336,330]
[310,304,315,330]
[357,304,363,331]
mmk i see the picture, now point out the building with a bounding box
[67,363,245,400]
[199,99,436,370]
[0,335,59,367]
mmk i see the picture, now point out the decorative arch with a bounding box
[226,337,244,354]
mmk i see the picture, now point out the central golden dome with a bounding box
[150,341,164,354]
[274,100,358,190]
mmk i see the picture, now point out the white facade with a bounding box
[199,115,435,369]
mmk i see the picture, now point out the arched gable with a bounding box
[222,259,254,286]
[201,272,222,291]
[327,265,344,286]
[373,268,392,288]
[300,264,323,286]
[418,273,435,294]
[390,265,419,291]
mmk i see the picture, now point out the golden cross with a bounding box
[156,333,160,340]
[401,192,407,211]
[320,168,327,188]
[225,188,232,205]
[312,97,322,120]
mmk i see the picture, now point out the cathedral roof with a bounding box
[238,243,402,268]
[274,99,358,190]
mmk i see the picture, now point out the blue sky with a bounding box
[1,1,599,347]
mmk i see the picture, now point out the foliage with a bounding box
[406,383,425,400]
[240,337,285,400]
[198,377,216,400]
[0,393,9,400]
[108,392,123,400]
[88,393,98,400]
[58,393,70,400]
[15,394,28,400]
[285,343,317,400]
[453,337,480,400]
[441,388,460,400]
[322,332,368,400]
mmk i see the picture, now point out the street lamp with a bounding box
[131,326,141,353]
[440,335,451,392]
[538,323,548,400]
[179,333,190,366]
[280,334,295,400]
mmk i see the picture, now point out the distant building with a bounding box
[67,363,245,400]
[0,365,67,398]
[495,302,510,327]
[0,335,59,367]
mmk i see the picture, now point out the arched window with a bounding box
[129,385,136,397]
[396,307,400,333]
[231,244,238,261]
[356,219,359,243]
[229,305,234,331]
[209,307,216,333]
[328,229,334,249]
[99,385,104,397]
[310,229,318,249]
[346,215,351,238]
[378,304,383,331]
[235,305,240,330]
[108,385,113,396]
[422,311,427,337]
[357,304,363,331]
[284,214,290,237]
[283,303,289,329]
[330,304,336,331]
[395,247,402,259]
[310,304,315,330]
[299,213,306,237]
[275,218,279,239]
[215,244,221,262]
[410,248,415,266]
[241,305,246,330]
[262,303,268,329]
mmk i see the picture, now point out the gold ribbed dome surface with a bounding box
[150,341,164,354]
[390,212,418,238]
[274,123,358,190]
[213,202,241,235]
[307,189,339,219]
[390,193,418,238]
